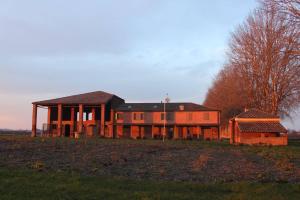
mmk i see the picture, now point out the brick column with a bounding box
[197,126,201,139]
[70,107,75,137]
[47,107,51,135]
[57,104,62,136]
[173,125,178,139]
[31,104,37,137]
[79,104,83,133]
[109,109,114,138]
[92,108,96,121]
[151,125,154,138]
[101,104,105,136]
[47,107,51,125]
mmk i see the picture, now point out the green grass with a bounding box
[0,135,299,199]
[0,168,299,200]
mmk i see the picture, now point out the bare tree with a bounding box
[262,0,300,21]
[204,65,247,124]
[204,1,300,121]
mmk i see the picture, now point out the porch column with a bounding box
[230,120,234,144]
[109,109,114,138]
[57,104,62,136]
[101,104,105,136]
[79,104,83,133]
[151,125,155,138]
[47,107,51,135]
[173,125,178,139]
[70,107,75,137]
[197,126,201,139]
[92,108,96,121]
[31,104,37,137]
[47,107,51,125]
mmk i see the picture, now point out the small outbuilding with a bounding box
[229,109,288,146]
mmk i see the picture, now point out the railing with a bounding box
[42,123,103,137]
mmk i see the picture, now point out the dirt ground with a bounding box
[0,135,299,183]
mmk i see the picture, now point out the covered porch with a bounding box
[32,103,111,137]
[31,91,125,138]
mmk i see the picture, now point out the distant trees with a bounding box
[204,0,300,124]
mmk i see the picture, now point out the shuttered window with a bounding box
[116,113,123,120]
[161,113,165,120]
[133,113,144,120]
[187,112,193,121]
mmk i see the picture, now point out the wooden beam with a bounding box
[31,104,37,137]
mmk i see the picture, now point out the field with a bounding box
[0,135,299,199]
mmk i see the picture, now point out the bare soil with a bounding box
[0,136,299,183]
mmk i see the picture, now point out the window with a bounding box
[116,113,123,120]
[161,113,165,120]
[203,112,210,120]
[187,112,193,121]
[133,113,144,120]
[166,112,174,120]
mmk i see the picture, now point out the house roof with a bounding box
[33,91,123,106]
[115,103,218,112]
[235,109,279,119]
[238,122,287,133]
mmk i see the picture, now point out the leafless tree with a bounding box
[204,1,300,121]
[262,0,300,21]
[204,65,247,125]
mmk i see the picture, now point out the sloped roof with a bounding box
[238,122,287,133]
[116,103,218,112]
[33,91,123,105]
[235,109,279,119]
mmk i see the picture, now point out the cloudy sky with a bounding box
[0,0,299,130]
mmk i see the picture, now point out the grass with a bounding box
[0,135,299,199]
[0,168,299,200]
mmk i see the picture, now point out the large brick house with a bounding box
[115,103,220,139]
[32,91,220,140]
[229,109,288,146]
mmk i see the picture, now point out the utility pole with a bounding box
[163,93,170,142]
[163,99,166,142]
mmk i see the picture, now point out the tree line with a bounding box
[204,0,300,125]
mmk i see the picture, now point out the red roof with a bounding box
[116,103,218,112]
[33,91,123,105]
[235,109,279,119]
[238,122,287,133]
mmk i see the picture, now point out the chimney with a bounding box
[179,105,185,111]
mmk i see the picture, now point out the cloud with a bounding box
[0,0,264,129]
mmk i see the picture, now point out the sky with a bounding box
[0,0,299,130]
